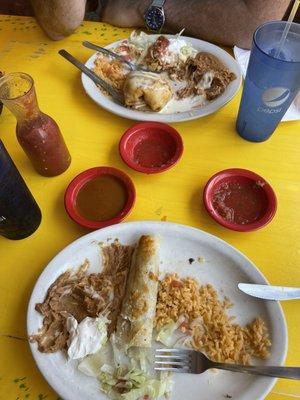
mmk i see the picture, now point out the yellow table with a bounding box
[0,14,299,400]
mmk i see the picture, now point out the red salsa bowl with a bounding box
[119,122,184,174]
[203,168,277,232]
[64,166,136,229]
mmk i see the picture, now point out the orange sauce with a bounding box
[75,175,127,221]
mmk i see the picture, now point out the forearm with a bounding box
[163,0,290,48]
[101,0,290,49]
[31,0,86,40]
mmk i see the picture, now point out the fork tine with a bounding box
[156,348,188,353]
[155,354,189,359]
[155,367,190,373]
[155,361,188,366]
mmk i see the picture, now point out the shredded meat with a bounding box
[177,52,236,100]
[30,241,133,353]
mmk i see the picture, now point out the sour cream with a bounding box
[159,95,206,114]
[66,315,110,360]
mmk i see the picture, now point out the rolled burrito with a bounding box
[116,235,159,349]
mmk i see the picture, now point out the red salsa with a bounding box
[0,72,71,177]
[17,113,71,177]
[212,179,267,225]
[133,138,175,168]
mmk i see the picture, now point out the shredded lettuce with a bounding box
[101,364,115,375]
[99,367,146,395]
[180,44,197,59]
[127,347,152,373]
[121,376,173,400]
[78,341,112,377]
[156,315,186,346]
[99,366,172,400]
[128,31,155,52]
[80,331,174,399]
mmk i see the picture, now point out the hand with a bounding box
[99,0,148,28]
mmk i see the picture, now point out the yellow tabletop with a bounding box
[0,14,300,400]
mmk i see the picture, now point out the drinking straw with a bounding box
[274,0,300,58]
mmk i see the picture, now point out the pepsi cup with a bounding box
[236,21,300,142]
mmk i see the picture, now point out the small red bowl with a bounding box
[119,122,184,174]
[203,168,277,232]
[64,166,136,229]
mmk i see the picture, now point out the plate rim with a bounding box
[27,221,288,400]
[81,34,242,122]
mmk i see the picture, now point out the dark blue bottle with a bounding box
[0,140,41,239]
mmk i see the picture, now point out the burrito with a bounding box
[116,235,159,349]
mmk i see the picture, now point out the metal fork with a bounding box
[155,349,300,380]
[82,41,150,73]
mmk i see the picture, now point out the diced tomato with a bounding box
[155,36,170,54]
[116,45,132,61]
[146,35,170,62]
[180,321,190,330]
[171,280,183,288]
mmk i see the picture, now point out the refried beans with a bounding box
[30,241,133,353]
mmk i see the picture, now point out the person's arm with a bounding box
[31,0,86,40]
[100,0,291,49]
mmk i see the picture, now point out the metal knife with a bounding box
[58,49,124,105]
[238,283,300,300]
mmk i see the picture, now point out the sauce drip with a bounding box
[75,175,127,221]
[212,180,267,225]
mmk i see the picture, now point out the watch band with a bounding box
[151,0,166,7]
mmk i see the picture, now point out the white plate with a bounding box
[27,221,287,400]
[81,35,242,122]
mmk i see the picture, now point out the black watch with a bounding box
[144,0,166,32]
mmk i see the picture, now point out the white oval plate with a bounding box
[27,221,287,400]
[81,35,242,122]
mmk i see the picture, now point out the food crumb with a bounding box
[188,258,195,264]
[149,271,158,281]
[224,395,232,399]
[197,256,205,263]
[255,180,265,187]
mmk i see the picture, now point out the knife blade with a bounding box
[238,283,300,300]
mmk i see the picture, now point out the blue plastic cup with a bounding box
[236,21,300,142]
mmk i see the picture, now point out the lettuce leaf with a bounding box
[78,342,112,377]
[98,367,173,400]
[156,315,186,347]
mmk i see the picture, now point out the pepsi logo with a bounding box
[262,87,290,108]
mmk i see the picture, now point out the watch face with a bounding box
[145,7,165,31]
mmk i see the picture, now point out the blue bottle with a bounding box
[236,21,300,142]
[0,140,41,239]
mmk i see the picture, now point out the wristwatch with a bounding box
[144,0,166,32]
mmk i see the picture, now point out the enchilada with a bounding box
[116,235,159,349]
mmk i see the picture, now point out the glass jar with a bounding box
[0,72,71,176]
